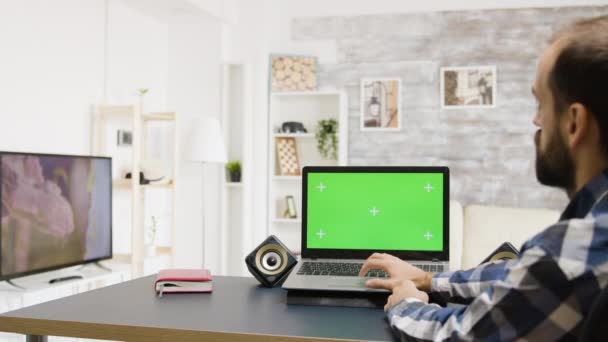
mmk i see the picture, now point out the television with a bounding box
[0,152,112,281]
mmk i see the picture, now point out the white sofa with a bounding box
[449,201,561,270]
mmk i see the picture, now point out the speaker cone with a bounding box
[489,251,518,262]
[262,251,282,271]
[255,243,288,275]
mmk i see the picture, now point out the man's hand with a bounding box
[358,253,433,291]
[367,278,429,312]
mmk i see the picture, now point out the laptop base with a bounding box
[286,290,389,308]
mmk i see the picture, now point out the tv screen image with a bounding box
[1,152,112,280]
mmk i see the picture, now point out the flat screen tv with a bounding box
[0,152,112,281]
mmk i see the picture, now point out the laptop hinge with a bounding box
[432,258,441,263]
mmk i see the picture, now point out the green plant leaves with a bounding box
[315,119,338,160]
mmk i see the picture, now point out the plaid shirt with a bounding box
[387,170,608,341]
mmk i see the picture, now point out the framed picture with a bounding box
[284,195,297,219]
[270,55,317,92]
[441,66,496,109]
[117,130,133,146]
[275,137,301,176]
[360,78,401,131]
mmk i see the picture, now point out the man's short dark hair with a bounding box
[548,15,608,156]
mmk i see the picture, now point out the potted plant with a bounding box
[226,160,242,183]
[315,119,338,160]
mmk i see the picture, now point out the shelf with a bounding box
[97,108,175,121]
[143,248,172,259]
[273,175,302,181]
[155,246,172,255]
[143,112,175,121]
[112,179,174,188]
[272,218,302,224]
[99,105,135,117]
[273,133,314,138]
[270,90,341,97]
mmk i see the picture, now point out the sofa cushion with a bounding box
[461,205,560,269]
[449,200,464,271]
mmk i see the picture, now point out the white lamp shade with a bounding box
[184,116,228,164]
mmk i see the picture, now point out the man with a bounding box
[360,16,608,341]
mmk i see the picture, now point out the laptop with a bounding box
[282,166,450,292]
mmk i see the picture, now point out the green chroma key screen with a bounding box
[306,172,444,251]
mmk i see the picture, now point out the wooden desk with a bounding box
[0,275,396,341]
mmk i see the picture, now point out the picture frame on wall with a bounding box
[360,78,401,131]
[270,55,317,92]
[440,66,497,109]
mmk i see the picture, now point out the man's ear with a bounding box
[565,103,590,149]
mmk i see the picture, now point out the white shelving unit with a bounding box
[273,175,302,181]
[274,133,315,138]
[220,63,253,276]
[267,90,348,253]
[93,104,179,278]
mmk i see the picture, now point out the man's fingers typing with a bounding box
[358,259,389,277]
[365,278,399,290]
[368,252,388,260]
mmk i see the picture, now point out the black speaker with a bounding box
[245,235,297,287]
[480,242,520,265]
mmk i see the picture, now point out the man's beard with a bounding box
[534,129,575,191]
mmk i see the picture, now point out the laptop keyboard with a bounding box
[297,262,446,277]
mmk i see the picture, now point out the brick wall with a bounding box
[291,6,608,210]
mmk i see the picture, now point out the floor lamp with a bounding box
[184,116,227,270]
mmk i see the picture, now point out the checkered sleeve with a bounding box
[387,220,592,341]
[430,260,511,304]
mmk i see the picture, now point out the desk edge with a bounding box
[0,316,369,342]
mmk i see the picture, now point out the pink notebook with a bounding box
[155,269,212,297]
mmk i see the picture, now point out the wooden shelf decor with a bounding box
[275,136,301,176]
[270,55,317,92]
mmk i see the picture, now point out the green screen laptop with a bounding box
[282,166,450,292]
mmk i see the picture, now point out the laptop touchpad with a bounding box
[328,278,366,288]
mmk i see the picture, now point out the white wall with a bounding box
[167,12,224,271]
[0,0,105,154]
[105,0,168,109]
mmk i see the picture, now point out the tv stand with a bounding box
[48,275,83,284]
[77,261,113,273]
[93,261,113,272]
